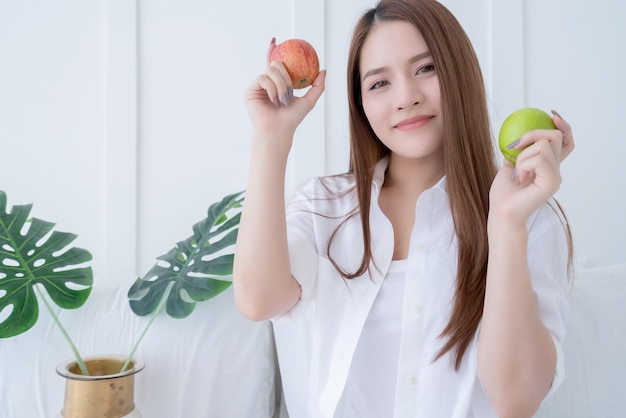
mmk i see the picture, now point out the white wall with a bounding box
[1,0,108,277]
[1,0,623,287]
[1,0,624,319]
[522,0,626,268]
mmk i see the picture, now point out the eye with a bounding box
[368,79,390,90]
[416,63,435,75]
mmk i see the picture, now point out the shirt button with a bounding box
[425,194,433,202]
[412,304,422,313]
[407,376,416,385]
[415,244,424,251]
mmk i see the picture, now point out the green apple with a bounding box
[498,107,556,163]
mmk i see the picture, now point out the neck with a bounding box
[383,153,445,195]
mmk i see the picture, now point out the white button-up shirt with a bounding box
[272,157,570,418]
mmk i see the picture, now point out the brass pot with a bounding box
[56,355,144,418]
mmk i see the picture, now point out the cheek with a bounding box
[426,79,442,105]
[362,96,387,129]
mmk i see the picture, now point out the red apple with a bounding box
[270,39,320,89]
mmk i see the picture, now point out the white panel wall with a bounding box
[0,0,108,277]
[0,0,326,287]
[486,0,626,267]
[106,0,139,288]
[1,0,625,416]
[0,0,624,345]
[135,0,291,275]
[522,0,626,268]
[133,0,327,276]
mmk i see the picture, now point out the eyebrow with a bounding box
[361,51,432,81]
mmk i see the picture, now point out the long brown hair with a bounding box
[341,0,498,370]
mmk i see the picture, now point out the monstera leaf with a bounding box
[0,191,93,338]
[128,191,244,319]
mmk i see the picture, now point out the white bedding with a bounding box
[1,263,624,418]
[0,285,280,418]
[536,263,626,417]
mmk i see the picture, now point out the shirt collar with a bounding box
[372,156,448,194]
[372,156,388,193]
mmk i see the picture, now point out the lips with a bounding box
[394,115,434,130]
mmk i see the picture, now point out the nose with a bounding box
[395,76,423,110]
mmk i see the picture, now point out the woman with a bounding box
[233,0,575,417]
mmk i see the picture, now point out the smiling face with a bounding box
[359,20,444,164]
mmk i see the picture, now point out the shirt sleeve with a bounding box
[526,200,572,400]
[273,178,321,321]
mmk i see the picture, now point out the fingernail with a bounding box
[288,86,294,100]
[282,93,291,106]
[506,138,521,149]
[510,167,517,181]
[551,109,563,119]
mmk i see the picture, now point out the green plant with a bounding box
[0,190,93,375]
[123,190,244,372]
[0,189,244,376]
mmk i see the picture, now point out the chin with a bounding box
[388,143,443,161]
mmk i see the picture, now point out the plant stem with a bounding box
[120,282,173,373]
[35,285,89,376]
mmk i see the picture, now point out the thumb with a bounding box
[301,70,326,108]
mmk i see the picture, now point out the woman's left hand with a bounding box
[489,111,575,225]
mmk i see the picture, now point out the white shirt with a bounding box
[272,157,570,418]
[335,259,406,418]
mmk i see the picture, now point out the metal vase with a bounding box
[56,355,144,418]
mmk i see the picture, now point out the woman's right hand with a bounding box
[236,37,323,321]
[244,38,326,140]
